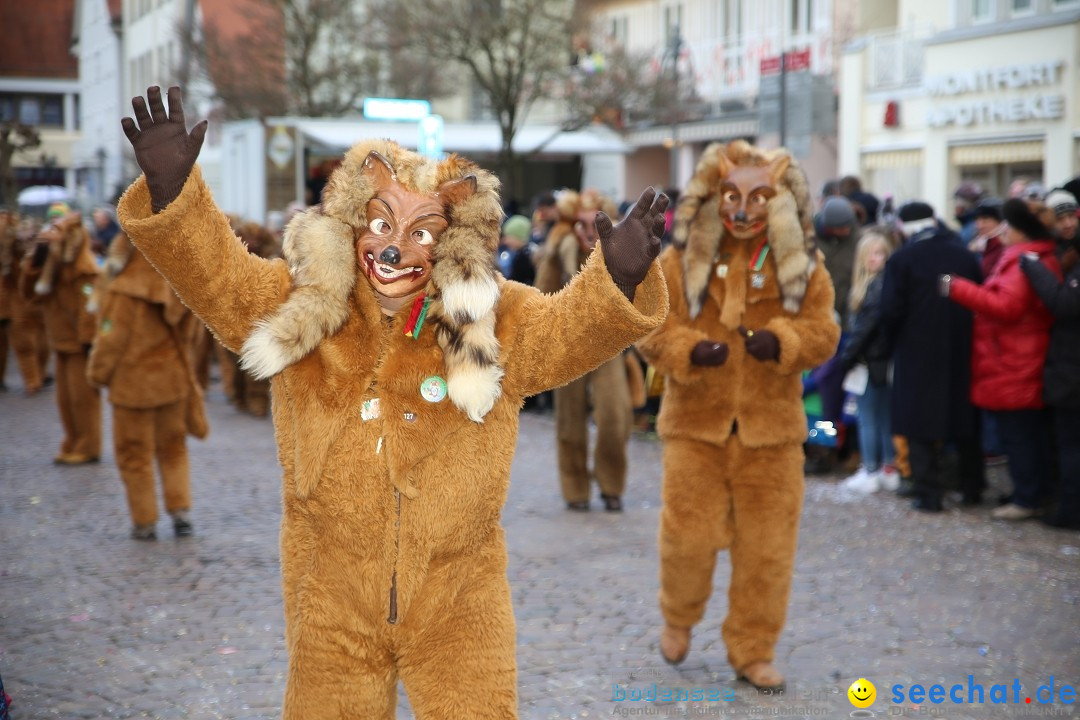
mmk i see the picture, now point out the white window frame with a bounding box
[1052,0,1080,9]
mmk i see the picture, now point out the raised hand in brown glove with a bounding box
[121,86,207,213]
[597,187,669,301]
[738,325,780,362]
[690,340,729,367]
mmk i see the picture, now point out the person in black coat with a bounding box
[879,202,984,512]
[1021,250,1080,530]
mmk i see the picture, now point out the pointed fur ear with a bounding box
[770,153,791,185]
[362,151,396,188]
[436,174,478,207]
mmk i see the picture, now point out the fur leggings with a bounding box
[659,436,804,672]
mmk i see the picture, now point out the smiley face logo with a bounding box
[848,678,876,708]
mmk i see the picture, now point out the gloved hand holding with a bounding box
[597,187,668,301]
[690,340,729,367]
[121,86,207,213]
[738,325,780,362]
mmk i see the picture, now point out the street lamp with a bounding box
[663,26,684,190]
[95,147,107,204]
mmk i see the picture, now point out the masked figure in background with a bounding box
[1,212,51,394]
[20,211,102,463]
[118,86,667,719]
[536,189,634,511]
[638,141,839,690]
[88,233,205,539]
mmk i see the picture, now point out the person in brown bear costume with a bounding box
[118,86,668,719]
[88,233,204,540]
[20,212,102,464]
[637,141,840,690]
[216,221,280,417]
[1,212,51,393]
[536,189,634,511]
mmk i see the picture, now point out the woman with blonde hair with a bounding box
[839,228,897,492]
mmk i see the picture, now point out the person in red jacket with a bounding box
[942,199,1061,520]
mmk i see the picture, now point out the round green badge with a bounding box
[420,375,448,403]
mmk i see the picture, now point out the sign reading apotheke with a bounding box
[925,60,1065,128]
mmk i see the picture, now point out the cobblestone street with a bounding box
[2,367,1078,719]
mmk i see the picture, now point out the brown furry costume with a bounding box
[217,221,280,417]
[117,139,667,719]
[0,214,50,392]
[87,236,200,532]
[637,141,839,683]
[536,190,633,507]
[19,214,102,462]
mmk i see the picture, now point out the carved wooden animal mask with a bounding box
[718,155,790,241]
[355,151,476,299]
[34,213,90,295]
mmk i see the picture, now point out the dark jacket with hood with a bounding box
[812,213,859,324]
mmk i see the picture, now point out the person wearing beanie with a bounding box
[942,198,1061,520]
[45,202,71,222]
[971,198,1006,276]
[498,214,535,285]
[880,201,983,511]
[813,196,859,324]
[1045,189,1079,250]
[953,181,984,246]
[1019,202,1080,530]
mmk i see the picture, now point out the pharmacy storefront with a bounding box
[841,14,1080,220]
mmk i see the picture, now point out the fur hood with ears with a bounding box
[670,140,816,318]
[239,139,507,422]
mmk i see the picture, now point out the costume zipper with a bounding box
[388,487,401,624]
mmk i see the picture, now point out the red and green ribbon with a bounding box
[404,294,431,339]
[750,238,770,272]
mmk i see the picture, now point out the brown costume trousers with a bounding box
[553,355,632,503]
[112,401,191,526]
[55,350,100,458]
[659,436,804,672]
[10,302,49,391]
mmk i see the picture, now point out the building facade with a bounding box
[840,0,1080,221]
[72,0,124,205]
[579,0,854,199]
[1,0,81,206]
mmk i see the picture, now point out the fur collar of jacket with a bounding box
[239,139,506,422]
[670,140,816,318]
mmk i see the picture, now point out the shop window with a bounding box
[0,96,14,122]
[971,0,994,22]
[41,96,63,127]
[610,15,628,46]
[18,98,40,125]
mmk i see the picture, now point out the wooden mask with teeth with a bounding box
[356,151,476,299]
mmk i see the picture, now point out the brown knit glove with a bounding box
[738,325,780,362]
[121,86,207,213]
[597,187,668,301]
[690,340,729,367]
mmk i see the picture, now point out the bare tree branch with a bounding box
[0,123,42,208]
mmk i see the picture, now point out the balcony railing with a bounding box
[865,28,931,91]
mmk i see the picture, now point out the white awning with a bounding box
[295,120,630,155]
